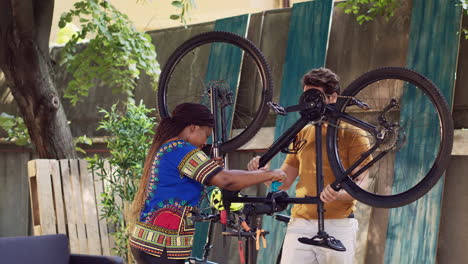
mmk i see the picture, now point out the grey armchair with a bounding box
[0,234,124,264]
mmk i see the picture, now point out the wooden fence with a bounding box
[28,159,114,256]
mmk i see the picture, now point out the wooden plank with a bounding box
[103,160,117,251]
[92,166,112,256]
[10,152,31,236]
[191,14,251,260]
[28,160,41,235]
[60,159,79,253]
[50,160,66,234]
[452,129,468,155]
[3,151,29,235]
[206,14,250,137]
[79,159,102,255]
[384,0,462,263]
[438,156,468,263]
[35,160,57,235]
[70,159,89,253]
[233,127,275,150]
[258,1,334,263]
[28,158,36,177]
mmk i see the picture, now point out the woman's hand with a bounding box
[247,156,269,171]
[270,169,287,182]
[212,157,225,168]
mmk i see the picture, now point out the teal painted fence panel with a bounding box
[384,0,461,263]
[206,15,250,139]
[191,14,250,259]
[257,1,334,263]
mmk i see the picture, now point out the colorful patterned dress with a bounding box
[129,138,223,260]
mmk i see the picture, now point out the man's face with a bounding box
[303,85,337,104]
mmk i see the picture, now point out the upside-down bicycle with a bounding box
[157,31,454,263]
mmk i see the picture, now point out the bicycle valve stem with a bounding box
[212,145,220,158]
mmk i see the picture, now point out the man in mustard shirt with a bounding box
[248,68,371,264]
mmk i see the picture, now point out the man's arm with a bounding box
[278,163,299,191]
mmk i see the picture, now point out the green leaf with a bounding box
[172,1,183,8]
[0,118,14,129]
[15,137,29,146]
[59,20,66,28]
[75,147,86,154]
[170,14,180,20]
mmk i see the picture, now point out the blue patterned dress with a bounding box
[129,138,222,260]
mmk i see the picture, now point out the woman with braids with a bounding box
[129,103,286,264]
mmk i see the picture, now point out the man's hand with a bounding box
[320,185,340,203]
[247,156,269,171]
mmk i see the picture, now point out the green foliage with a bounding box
[0,113,94,153]
[87,101,155,262]
[337,0,398,24]
[74,135,93,154]
[59,0,160,105]
[0,113,31,146]
[339,0,468,39]
[461,0,468,39]
[55,22,84,45]
[170,0,196,25]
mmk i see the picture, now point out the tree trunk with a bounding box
[0,0,77,159]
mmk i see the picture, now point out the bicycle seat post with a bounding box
[297,121,346,252]
[314,122,326,234]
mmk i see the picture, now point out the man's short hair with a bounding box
[301,68,340,95]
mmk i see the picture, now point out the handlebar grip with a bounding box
[330,181,341,191]
[271,181,282,192]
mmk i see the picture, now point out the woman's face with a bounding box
[188,125,212,148]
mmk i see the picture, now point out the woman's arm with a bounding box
[246,156,299,191]
[208,168,286,191]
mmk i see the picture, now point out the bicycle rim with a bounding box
[327,67,453,208]
[158,31,273,154]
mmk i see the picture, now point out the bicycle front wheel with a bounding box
[158,31,273,154]
[327,67,453,208]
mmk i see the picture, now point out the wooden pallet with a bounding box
[28,159,113,256]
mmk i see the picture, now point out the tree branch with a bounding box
[0,1,13,66]
[33,0,54,57]
[10,0,35,40]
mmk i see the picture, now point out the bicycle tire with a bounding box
[158,31,273,154]
[326,67,453,208]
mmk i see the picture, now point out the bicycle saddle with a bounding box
[298,234,346,252]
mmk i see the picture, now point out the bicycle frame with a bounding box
[226,91,380,197]
[194,86,401,264]
[214,88,390,243]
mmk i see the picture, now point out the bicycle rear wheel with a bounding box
[327,67,453,208]
[158,31,273,154]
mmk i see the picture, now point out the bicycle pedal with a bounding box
[268,102,287,115]
[326,237,346,251]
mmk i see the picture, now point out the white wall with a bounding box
[50,0,281,43]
